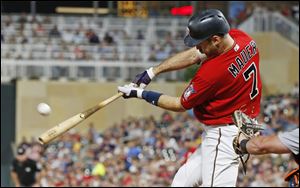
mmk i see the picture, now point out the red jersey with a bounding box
[181,29,262,125]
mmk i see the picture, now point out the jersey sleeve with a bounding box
[180,76,216,109]
[278,128,299,155]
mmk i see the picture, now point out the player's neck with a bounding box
[219,36,235,55]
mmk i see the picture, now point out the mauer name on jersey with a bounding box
[228,40,257,78]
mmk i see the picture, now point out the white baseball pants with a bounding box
[171,124,240,187]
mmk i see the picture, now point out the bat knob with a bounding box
[38,137,44,145]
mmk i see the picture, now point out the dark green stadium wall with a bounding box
[1,82,16,187]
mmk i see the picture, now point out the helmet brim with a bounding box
[184,34,203,47]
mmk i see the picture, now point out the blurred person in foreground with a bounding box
[10,146,42,187]
[234,127,299,187]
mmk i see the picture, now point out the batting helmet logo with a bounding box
[186,27,190,36]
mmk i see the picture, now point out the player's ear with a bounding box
[211,35,222,45]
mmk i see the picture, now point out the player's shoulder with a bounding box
[229,28,253,40]
[229,28,248,35]
[194,61,223,85]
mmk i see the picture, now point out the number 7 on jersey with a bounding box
[243,62,259,100]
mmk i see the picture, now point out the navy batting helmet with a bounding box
[184,9,230,47]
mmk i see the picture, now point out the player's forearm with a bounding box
[118,86,186,112]
[246,135,291,155]
[153,47,202,75]
[11,172,20,187]
[157,95,186,112]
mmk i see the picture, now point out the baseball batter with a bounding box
[118,9,262,187]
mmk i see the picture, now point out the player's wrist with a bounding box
[151,66,160,77]
[142,90,162,106]
[136,88,144,99]
[147,67,156,79]
[240,139,249,154]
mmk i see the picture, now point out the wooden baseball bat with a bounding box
[38,92,123,145]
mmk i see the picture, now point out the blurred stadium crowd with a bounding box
[1,13,187,62]
[1,2,298,62]
[1,2,298,82]
[13,84,299,187]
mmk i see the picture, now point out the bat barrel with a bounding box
[38,114,84,145]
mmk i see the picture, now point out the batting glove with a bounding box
[118,84,144,99]
[132,67,155,89]
[118,84,163,106]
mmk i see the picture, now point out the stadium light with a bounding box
[171,5,193,16]
[56,6,109,14]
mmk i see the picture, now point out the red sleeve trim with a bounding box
[180,96,192,110]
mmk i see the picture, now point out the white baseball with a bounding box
[37,103,51,116]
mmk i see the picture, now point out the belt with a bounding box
[228,123,236,126]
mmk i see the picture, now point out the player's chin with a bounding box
[206,52,218,59]
[197,48,204,54]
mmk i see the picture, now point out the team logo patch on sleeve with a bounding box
[183,84,196,100]
[234,44,240,52]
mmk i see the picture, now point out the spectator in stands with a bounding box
[148,52,157,61]
[111,47,120,61]
[163,32,174,54]
[175,30,185,40]
[86,29,100,44]
[136,30,145,40]
[74,45,85,60]
[73,29,86,44]
[155,46,169,61]
[43,16,52,24]
[89,33,100,44]
[34,22,46,37]
[147,44,158,61]
[3,19,16,38]
[180,137,198,164]
[49,25,61,38]
[103,32,114,45]
[19,32,28,44]
[281,4,292,17]
[121,30,131,40]
[62,28,74,44]
[29,15,38,24]
[18,12,28,24]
